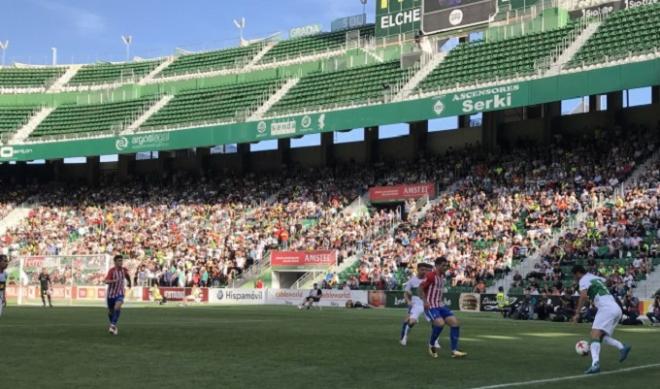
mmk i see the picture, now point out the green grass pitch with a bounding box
[1,306,659,388]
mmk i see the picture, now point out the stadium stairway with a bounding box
[139,57,176,85]
[0,202,33,237]
[547,21,601,75]
[634,268,660,299]
[361,47,384,64]
[47,65,83,92]
[245,42,277,69]
[9,106,55,144]
[247,78,300,121]
[489,146,660,294]
[122,94,175,134]
[393,51,447,102]
[294,253,361,290]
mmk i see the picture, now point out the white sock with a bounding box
[590,341,601,366]
[603,335,624,350]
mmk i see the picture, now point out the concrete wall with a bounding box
[499,118,544,146]
[335,141,367,164]
[290,146,323,168]
[427,127,481,154]
[250,150,281,172]
[380,135,415,161]
[621,103,660,130]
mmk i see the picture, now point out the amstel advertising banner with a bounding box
[270,250,337,270]
[368,183,436,203]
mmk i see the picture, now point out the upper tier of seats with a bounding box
[69,60,163,85]
[30,97,156,138]
[567,2,660,67]
[259,25,375,64]
[158,45,264,77]
[268,60,408,115]
[141,79,284,130]
[418,24,577,93]
[0,107,37,138]
[0,67,65,88]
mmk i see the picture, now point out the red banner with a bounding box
[368,183,436,203]
[271,251,337,269]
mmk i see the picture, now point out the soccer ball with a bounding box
[575,340,590,356]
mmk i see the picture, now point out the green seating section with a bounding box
[159,45,264,77]
[141,79,284,130]
[30,97,156,138]
[568,3,660,67]
[69,60,163,86]
[260,25,375,63]
[269,61,407,115]
[418,25,576,92]
[0,107,37,137]
[0,67,65,88]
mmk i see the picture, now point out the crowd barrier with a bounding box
[5,287,654,312]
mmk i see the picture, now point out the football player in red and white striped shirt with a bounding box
[419,257,467,359]
[104,255,131,335]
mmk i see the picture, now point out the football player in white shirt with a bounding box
[400,263,434,346]
[571,265,631,374]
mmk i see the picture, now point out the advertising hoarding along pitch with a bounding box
[208,288,266,305]
[266,288,368,307]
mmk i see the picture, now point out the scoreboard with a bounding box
[422,0,499,34]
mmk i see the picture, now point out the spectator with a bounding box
[647,295,660,326]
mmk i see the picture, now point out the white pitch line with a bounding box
[467,363,660,389]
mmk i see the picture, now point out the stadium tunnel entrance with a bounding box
[272,271,313,289]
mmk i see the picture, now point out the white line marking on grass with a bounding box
[466,363,660,389]
[477,335,521,340]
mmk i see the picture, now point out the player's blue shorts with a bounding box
[107,295,124,309]
[425,306,455,321]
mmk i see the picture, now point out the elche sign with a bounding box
[289,24,322,39]
[368,182,436,203]
[270,250,337,269]
[379,8,422,29]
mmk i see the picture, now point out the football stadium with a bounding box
[1,0,660,387]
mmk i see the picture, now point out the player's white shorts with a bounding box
[593,304,623,336]
[407,303,429,322]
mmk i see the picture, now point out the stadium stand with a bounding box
[158,44,264,77]
[418,24,578,92]
[567,2,660,67]
[141,79,284,130]
[0,66,66,88]
[259,25,375,64]
[68,60,164,86]
[0,107,38,139]
[337,125,658,292]
[512,160,660,296]
[268,60,409,115]
[29,97,157,139]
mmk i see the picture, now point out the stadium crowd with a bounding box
[341,125,658,292]
[0,124,658,297]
